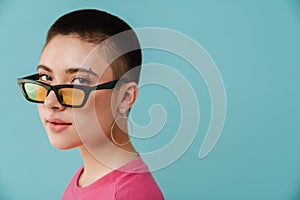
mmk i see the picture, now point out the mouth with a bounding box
[46,118,72,133]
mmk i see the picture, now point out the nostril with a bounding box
[49,106,60,112]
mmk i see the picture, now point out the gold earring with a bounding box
[110,108,132,146]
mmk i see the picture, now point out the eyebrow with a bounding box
[37,65,99,77]
[37,65,53,73]
[65,68,99,77]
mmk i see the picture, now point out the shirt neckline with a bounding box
[72,155,150,195]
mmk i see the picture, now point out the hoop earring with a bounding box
[110,109,132,146]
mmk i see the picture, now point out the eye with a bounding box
[73,77,90,85]
[39,74,52,82]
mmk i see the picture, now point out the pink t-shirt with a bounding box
[61,157,164,200]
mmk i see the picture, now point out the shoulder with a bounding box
[115,172,164,200]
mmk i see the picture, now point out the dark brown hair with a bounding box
[45,9,142,83]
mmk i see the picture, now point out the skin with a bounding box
[37,35,138,187]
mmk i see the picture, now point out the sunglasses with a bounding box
[17,74,119,108]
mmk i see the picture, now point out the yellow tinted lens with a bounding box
[59,88,85,106]
[24,83,47,101]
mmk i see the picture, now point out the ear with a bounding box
[117,82,138,113]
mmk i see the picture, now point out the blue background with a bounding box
[1,0,300,199]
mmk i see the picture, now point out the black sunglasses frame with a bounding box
[17,74,119,108]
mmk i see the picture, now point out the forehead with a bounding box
[39,35,112,79]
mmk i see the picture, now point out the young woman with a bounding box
[17,9,164,199]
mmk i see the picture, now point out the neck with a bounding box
[77,142,138,187]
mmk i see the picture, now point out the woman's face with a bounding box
[37,35,116,150]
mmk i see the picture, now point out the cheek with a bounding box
[74,91,114,140]
[71,91,113,148]
[94,91,114,133]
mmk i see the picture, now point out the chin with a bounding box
[49,140,81,150]
[46,133,82,150]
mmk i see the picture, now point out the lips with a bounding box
[46,118,72,133]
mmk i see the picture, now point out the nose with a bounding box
[44,90,66,111]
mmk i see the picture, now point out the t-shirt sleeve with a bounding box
[115,172,164,200]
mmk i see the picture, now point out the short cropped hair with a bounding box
[45,9,142,83]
